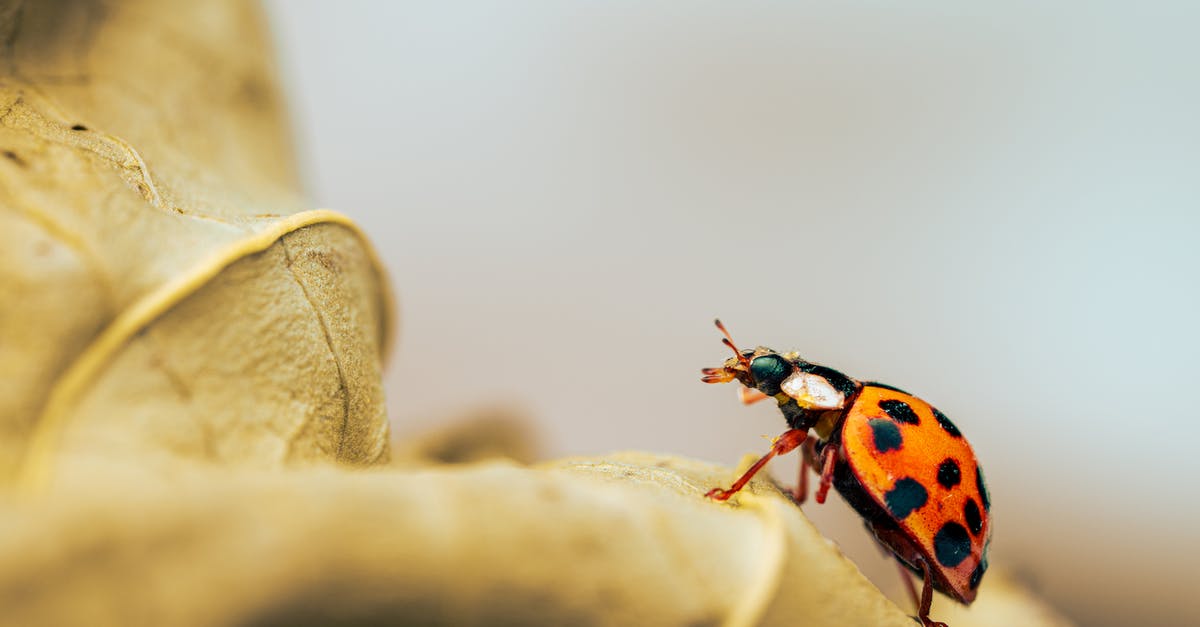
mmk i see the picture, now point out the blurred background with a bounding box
[264,3,1198,625]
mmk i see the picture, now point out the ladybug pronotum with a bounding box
[701,320,991,627]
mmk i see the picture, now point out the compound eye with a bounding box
[749,354,791,394]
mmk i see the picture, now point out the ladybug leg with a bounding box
[706,428,807,501]
[895,561,921,615]
[792,438,817,504]
[869,523,948,627]
[814,443,838,504]
[915,558,948,627]
[864,532,923,615]
[738,388,771,405]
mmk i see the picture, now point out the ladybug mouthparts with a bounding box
[700,365,738,384]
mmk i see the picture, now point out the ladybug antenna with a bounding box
[714,319,752,369]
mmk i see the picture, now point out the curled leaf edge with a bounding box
[14,209,395,494]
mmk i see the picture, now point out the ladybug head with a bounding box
[701,319,851,410]
[700,319,795,396]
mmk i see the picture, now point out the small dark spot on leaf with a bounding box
[2,150,26,167]
[305,250,342,273]
[71,124,88,131]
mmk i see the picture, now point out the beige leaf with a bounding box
[0,2,1074,626]
[0,451,1072,627]
[0,0,393,489]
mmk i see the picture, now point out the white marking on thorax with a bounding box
[780,371,846,410]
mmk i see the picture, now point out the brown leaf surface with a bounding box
[0,2,1074,626]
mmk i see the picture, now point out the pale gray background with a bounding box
[265,3,1199,625]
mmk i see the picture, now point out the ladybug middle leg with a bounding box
[814,442,838,504]
[706,428,807,501]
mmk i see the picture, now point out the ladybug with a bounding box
[701,320,990,627]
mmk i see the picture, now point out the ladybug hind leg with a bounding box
[895,560,921,617]
[868,522,949,627]
[915,558,948,627]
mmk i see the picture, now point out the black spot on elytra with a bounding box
[964,498,983,535]
[933,522,972,568]
[832,460,896,527]
[933,407,962,437]
[976,465,991,512]
[868,419,903,453]
[969,551,989,589]
[884,477,928,519]
[879,399,920,425]
[937,458,961,488]
[70,124,88,131]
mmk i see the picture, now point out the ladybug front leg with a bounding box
[738,387,771,405]
[791,437,818,504]
[706,428,807,501]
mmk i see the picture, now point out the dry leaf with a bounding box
[0,2,1075,626]
[0,0,393,489]
[0,451,1073,627]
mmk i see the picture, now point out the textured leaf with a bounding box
[0,450,1072,627]
[0,2,1073,626]
[0,0,393,489]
